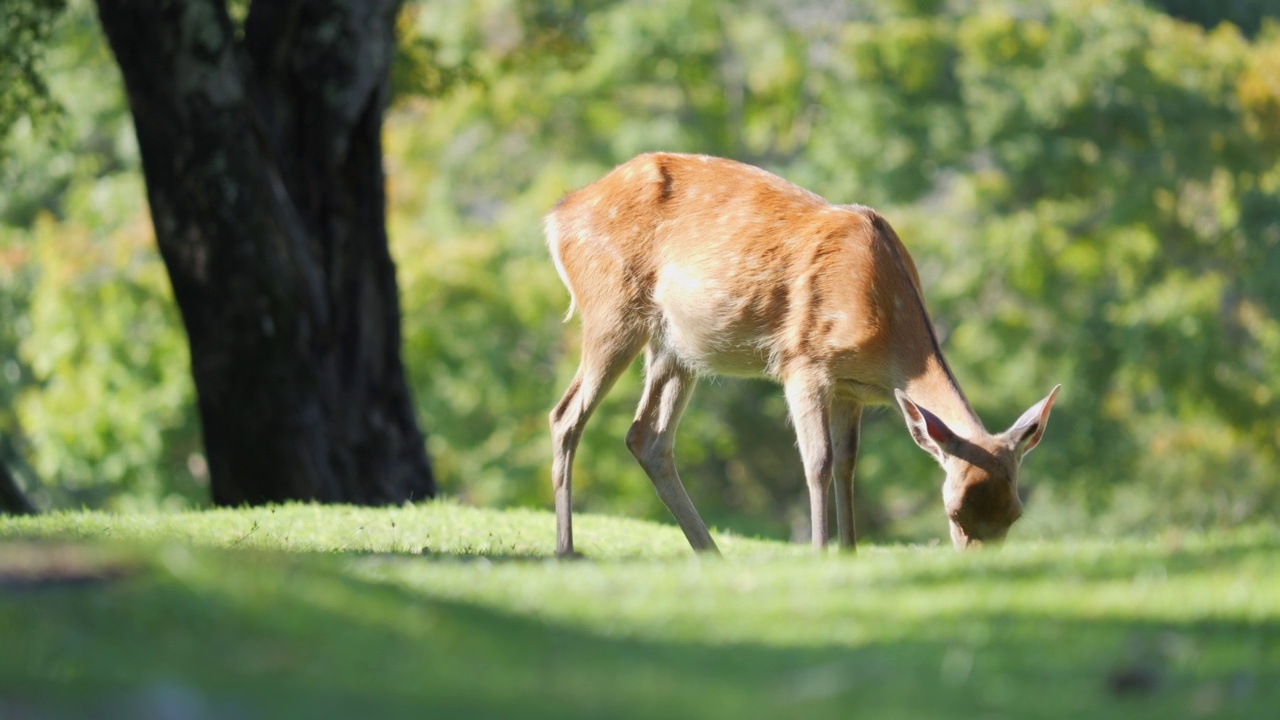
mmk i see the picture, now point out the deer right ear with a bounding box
[1006,384,1061,461]
[895,389,957,464]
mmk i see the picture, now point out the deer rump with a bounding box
[551,156,930,388]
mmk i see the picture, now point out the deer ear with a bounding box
[895,389,958,464]
[1006,384,1061,460]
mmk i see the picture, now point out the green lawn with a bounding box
[1,503,1276,718]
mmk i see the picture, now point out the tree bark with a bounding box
[94,0,435,505]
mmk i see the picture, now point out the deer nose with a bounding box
[960,521,1010,545]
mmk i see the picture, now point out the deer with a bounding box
[545,152,1060,557]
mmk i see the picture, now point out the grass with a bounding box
[1,502,1277,718]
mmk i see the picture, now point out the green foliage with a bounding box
[1,0,161,507]
[16,214,199,509]
[385,0,1280,539]
[2,0,1277,540]
[392,4,481,100]
[0,0,67,141]
[2,505,1279,717]
[1,1,130,229]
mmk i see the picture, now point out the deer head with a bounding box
[896,386,1060,548]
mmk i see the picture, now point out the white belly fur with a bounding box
[652,263,780,378]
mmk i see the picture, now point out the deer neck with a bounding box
[897,354,985,438]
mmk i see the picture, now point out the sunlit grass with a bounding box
[1,503,1277,718]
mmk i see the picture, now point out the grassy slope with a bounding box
[1,503,1277,719]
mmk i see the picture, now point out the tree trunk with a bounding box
[94,0,435,505]
[0,457,36,515]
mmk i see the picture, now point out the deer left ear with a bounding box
[895,389,959,464]
[1006,385,1061,460]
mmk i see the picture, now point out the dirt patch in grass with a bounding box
[0,542,139,590]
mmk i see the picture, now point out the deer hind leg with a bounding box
[784,369,834,551]
[550,325,647,558]
[830,398,863,551]
[626,343,719,554]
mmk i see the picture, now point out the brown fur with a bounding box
[546,153,1060,555]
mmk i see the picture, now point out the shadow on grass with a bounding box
[377,529,1280,585]
[820,542,1280,592]
[1,543,1276,720]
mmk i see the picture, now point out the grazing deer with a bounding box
[546,153,1059,556]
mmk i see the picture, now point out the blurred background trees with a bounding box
[2,0,1277,541]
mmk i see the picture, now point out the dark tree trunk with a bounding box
[94,0,435,505]
[0,457,36,515]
